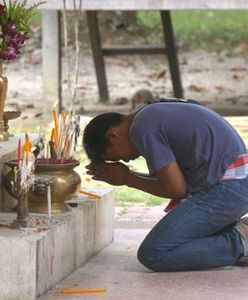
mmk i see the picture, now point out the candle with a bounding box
[21,146,25,166]
[61,288,106,294]
[17,139,21,167]
[47,185,52,219]
[53,108,59,149]
[13,166,17,183]
[24,134,32,165]
[79,190,101,200]
[50,128,55,142]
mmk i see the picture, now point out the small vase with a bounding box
[3,160,30,227]
[0,60,8,141]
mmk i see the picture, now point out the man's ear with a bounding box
[105,127,120,142]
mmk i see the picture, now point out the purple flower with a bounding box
[0,1,43,60]
[0,18,29,60]
[5,48,17,59]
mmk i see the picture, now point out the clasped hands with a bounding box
[86,161,131,186]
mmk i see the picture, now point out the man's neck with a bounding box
[122,113,135,130]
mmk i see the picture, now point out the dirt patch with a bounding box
[4,47,248,132]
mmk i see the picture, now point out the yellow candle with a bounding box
[24,133,32,164]
[61,288,106,294]
[51,128,56,143]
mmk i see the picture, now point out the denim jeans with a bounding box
[137,178,248,272]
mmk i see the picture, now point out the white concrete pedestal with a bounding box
[0,135,115,299]
[0,188,114,300]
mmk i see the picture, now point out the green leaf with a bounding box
[1,0,45,32]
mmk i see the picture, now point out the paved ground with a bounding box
[39,224,248,300]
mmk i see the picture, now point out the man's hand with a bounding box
[86,161,131,186]
[86,160,187,200]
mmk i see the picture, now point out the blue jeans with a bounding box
[137,178,248,272]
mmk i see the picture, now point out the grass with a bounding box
[30,10,42,27]
[30,10,248,53]
[137,10,248,53]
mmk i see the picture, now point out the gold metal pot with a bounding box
[28,160,81,214]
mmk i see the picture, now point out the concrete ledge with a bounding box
[0,188,114,300]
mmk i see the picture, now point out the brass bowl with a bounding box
[3,111,21,121]
[3,111,21,136]
[29,159,81,214]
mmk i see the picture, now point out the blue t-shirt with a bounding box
[130,102,247,193]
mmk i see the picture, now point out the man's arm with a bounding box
[86,160,187,199]
[130,170,156,179]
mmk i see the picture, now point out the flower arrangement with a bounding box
[0,0,44,60]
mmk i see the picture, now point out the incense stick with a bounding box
[17,139,21,167]
[47,185,52,219]
[53,108,59,150]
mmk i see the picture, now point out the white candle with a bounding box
[47,185,52,219]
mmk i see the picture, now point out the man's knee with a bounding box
[137,243,167,272]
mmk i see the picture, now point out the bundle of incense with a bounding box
[57,110,67,157]
[48,108,80,163]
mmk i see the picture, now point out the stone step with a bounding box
[0,188,114,300]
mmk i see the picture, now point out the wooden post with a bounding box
[161,10,183,98]
[86,11,109,102]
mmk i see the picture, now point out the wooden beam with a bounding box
[161,11,183,98]
[102,45,168,55]
[86,12,109,102]
[27,0,248,10]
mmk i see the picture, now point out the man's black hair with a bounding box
[83,112,124,161]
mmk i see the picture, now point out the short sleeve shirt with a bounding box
[130,102,247,193]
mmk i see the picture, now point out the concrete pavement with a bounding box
[39,224,248,300]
